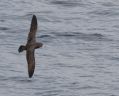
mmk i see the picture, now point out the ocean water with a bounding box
[0,0,119,96]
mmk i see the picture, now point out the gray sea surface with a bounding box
[0,0,119,96]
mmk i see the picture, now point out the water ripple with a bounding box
[53,32,110,41]
[50,0,84,7]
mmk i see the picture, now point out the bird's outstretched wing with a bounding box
[26,48,35,78]
[27,15,37,44]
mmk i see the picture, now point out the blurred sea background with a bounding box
[0,0,119,96]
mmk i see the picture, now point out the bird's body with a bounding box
[18,15,43,78]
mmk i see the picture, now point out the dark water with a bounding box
[0,0,119,96]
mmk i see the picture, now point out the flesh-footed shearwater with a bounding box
[18,15,43,78]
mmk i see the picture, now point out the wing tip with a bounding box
[32,14,37,23]
[28,70,34,78]
[31,14,37,27]
[33,14,36,18]
[28,62,35,78]
[29,74,33,78]
[29,14,37,33]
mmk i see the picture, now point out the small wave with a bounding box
[89,92,112,96]
[0,27,9,31]
[82,33,105,41]
[37,34,56,43]
[88,9,119,16]
[38,34,55,41]
[55,33,76,37]
[50,0,85,7]
[8,76,36,83]
[53,32,109,41]
[0,20,5,22]
[39,34,53,38]
[91,33,104,38]
[110,57,119,61]
[101,2,118,7]
[86,33,113,41]
[0,75,9,81]
[35,89,62,96]
[53,32,80,37]
[78,85,99,90]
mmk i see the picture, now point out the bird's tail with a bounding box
[18,45,26,52]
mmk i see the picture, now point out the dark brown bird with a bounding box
[18,15,43,78]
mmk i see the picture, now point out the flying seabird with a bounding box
[18,15,43,78]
